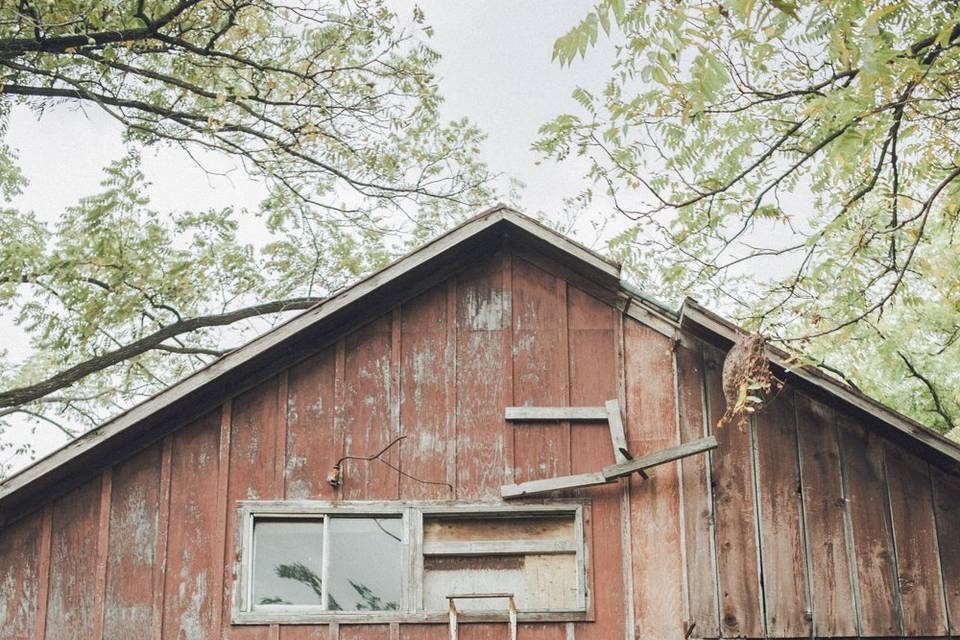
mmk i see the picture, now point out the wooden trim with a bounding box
[33,504,53,640]
[623,297,679,340]
[152,436,173,640]
[505,406,608,421]
[234,609,592,626]
[601,436,718,480]
[423,539,578,556]
[91,469,113,640]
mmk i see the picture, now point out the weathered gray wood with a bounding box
[505,406,608,421]
[500,471,608,499]
[605,399,631,464]
[423,539,578,556]
[602,436,718,481]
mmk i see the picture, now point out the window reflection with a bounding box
[252,519,325,607]
[326,517,402,611]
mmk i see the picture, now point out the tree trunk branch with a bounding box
[0,296,323,409]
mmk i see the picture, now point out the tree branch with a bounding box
[0,296,323,409]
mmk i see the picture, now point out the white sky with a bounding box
[1,1,617,474]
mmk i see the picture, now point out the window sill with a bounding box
[232,609,592,626]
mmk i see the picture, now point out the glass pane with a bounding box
[252,519,324,607]
[326,517,402,611]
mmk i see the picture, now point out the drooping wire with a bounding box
[332,433,454,493]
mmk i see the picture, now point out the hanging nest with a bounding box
[717,333,783,430]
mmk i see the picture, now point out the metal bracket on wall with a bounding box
[447,593,517,640]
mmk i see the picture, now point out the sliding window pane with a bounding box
[252,519,324,607]
[326,517,402,611]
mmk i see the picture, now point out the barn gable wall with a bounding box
[0,245,957,640]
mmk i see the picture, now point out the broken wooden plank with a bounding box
[602,436,718,481]
[505,406,607,421]
[501,471,608,499]
[605,399,631,464]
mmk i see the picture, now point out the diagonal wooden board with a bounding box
[501,436,718,499]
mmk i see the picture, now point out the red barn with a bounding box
[0,206,957,640]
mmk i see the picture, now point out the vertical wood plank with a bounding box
[341,315,398,500]
[285,348,338,500]
[511,257,569,485]
[885,442,949,636]
[616,310,636,640]
[624,319,684,640]
[674,342,719,638]
[568,285,622,640]
[445,279,458,495]
[794,394,857,637]
[0,508,42,638]
[753,389,811,637]
[399,284,455,500]
[91,469,112,640]
[932,466,960,635]
[103,445,164,638]
[277,371,289,499]
[45,477,102,640]
[33,505,52,640]
[501,253,515,488]
[224,377,282,640]
[392,306,402,501]
[280,625,329,640]
[398,624,444,640]
[212,401,232,638]
[455,255,508,500]
[163,410,222,640]
[702,345,763,638]
[153,436,173,640]
[836,415,901,636]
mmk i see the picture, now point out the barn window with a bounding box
[249,514,402,612]
[235,502,586,624]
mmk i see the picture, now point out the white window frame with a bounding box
[232,500,588,625]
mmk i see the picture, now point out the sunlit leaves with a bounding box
[542,0,960,433]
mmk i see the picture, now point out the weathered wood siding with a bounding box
[0,248,957,640]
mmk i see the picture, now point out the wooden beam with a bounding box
[501,471,608,499]
[424,539,578,556]
[505,406,607,421]
[605,399,631,464]
[602,436,718,481]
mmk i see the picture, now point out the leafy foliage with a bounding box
[0,0,495,472]
[540,0,960,433]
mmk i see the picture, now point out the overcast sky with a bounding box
[2,2,616,473]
